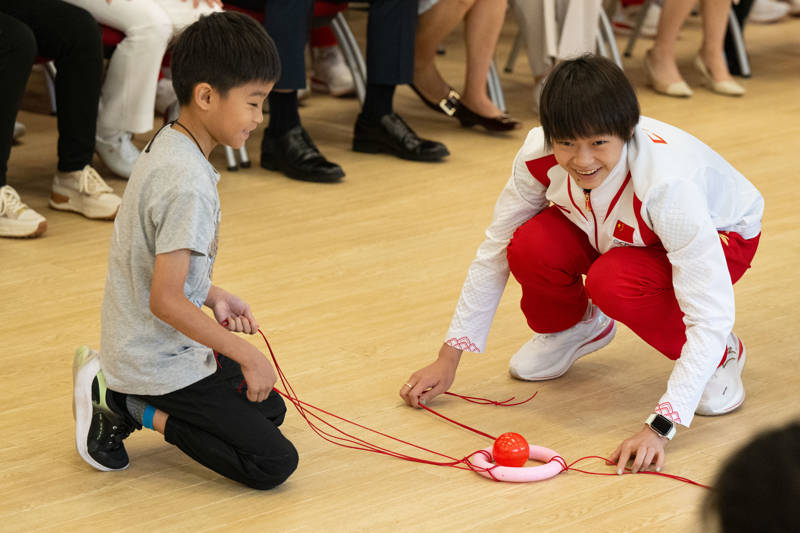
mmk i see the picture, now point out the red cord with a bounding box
[444,390,538,406]
[252,329,709,489]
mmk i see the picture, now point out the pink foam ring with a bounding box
[470,444,564,482]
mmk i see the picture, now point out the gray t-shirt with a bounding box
[100,126,220,395]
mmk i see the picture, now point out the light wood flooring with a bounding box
[1,10,799,533]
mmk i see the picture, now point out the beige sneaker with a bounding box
[0,185,47,238]
[49,165,121,220]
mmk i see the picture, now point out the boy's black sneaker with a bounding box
[72,346,134,471]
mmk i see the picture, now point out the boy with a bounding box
[72,12,298,489]
[400,55,763,476]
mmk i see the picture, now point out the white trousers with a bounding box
[512,0,601,79]
[63,0,220,134]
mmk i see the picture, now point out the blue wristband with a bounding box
[142,405,156,430]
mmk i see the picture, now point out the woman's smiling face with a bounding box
[552,134,626,190]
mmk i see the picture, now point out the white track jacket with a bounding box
[444,116,764,427]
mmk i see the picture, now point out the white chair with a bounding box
[504,3,623,73]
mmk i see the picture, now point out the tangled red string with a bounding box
[253,329,710,489]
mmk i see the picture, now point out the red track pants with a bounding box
[506,206,760,360]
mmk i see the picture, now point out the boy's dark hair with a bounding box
[703,421,800,532]
[171,11,281,105]
[539,54,639,146]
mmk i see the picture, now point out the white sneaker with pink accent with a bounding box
[509,304,616,381]
[696,333,746,416]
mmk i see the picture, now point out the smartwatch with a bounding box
[645,413,676,440]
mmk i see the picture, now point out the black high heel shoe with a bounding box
[452,101,520,132]
[410,84,460,117]
[410,84,520,132]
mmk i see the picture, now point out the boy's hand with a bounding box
[609,425,668,475]
[208,287,259,334]
[240,344,277,402]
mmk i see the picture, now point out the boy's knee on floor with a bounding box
[245,440,299,490]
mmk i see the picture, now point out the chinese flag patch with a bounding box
[613,220,635,243]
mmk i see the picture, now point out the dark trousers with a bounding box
[0,1,102,184]
[132,353,298,490]
[226,0,416,90]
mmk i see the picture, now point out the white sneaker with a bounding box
[13,122,26,142]
[696,333,746,416]
[0,185,47,238]
[50,165,121,220]
[509,304,617,381]
[612,2,661,38]
[311,45,356,97]
[95,131,140,178]
[749,0,789,23]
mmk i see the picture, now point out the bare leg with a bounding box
[648,0,695,85]
[699,0,735,82]
[413,0,476,102]
[460,0,507,117]
[153,409,168,435]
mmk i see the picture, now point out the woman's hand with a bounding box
[609,425,669,474]
[400,343,462,407]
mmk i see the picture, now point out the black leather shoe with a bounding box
[261,125,344,182]
[353,113,449,162]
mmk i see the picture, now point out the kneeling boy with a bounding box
[72,12,298,489]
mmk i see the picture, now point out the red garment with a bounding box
[507,205,759,358]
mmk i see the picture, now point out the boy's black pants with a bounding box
[131,354,298,490]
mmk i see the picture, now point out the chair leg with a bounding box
[331,12,367,104]
[43,62,58,115]
[238,145,251,168]
[728,10,750,78]
[623,0,654,57]
[224,146,238,171]
[598,7,623,69]
[487,60,506,113]
[505,30,523,73]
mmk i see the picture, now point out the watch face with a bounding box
[651,414,673,434]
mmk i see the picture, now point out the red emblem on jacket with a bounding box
[613,220,635,243]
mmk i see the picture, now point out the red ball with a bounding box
[492,432,529,467]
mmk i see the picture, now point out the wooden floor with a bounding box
[2,11,799,533]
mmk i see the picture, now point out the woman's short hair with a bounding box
[539,54,639,146]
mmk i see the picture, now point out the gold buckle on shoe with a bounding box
[438,89,460,116]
